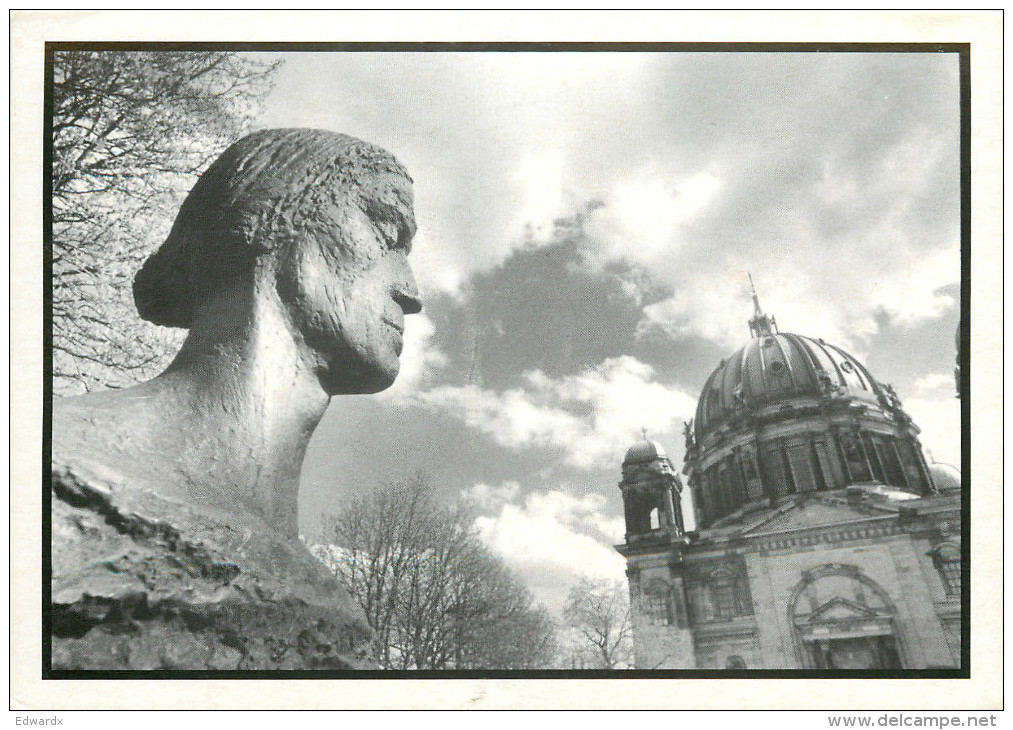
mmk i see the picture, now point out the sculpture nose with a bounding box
[395,264,422,315]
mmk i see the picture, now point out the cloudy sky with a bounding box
[249,50,962,614]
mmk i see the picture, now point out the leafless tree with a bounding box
[314,476,558,670]
[51,50,280,394]
[563,576,634,669]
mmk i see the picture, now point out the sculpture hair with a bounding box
[133,128,412,328]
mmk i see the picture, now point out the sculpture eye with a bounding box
[373,220,399,249]
[395,228,413,252]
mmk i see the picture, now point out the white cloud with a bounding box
[513,151,568,245]
[587,172,723,265]
[628,240,957,354]
[565,166,959,356]
[262,53,959,353]
[867,245,959,327]
[415,356,696,469]
[911,372,959,398]
[473,486,627,614]
[408,228,468,300]
[540,77,958,356]
[461,480,521,510]
[903,372,961,468]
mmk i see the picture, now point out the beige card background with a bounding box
[10,10,1003,710]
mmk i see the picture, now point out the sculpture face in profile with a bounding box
[51,129,422,670]
[275,169,420,396]
[134,127,422,396]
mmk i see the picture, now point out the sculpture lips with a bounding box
[383,317,404,335]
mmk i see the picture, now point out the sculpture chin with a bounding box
[320,358,400,396]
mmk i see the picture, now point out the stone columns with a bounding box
[889,438,911,489]
[854,424,875,480]
[832,427,853,484]
[662,483,678,529]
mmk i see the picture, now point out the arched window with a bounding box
[862,433,886,482]
[760,442,790,498]
[725,655,747,669]
[786,441,816,493]
[739,445,764,501]
[642,579,675,626]
[809,439,828,490]
[838,431,872,482]
[688,563,753,623]
[707,466,724,518]
[877,435,907,487]
[694,484,711,526]
[812,437,840,489]
[788,563,902,669]
[896,438,929,491]
[928,543,961,597]
[710,567,738,619]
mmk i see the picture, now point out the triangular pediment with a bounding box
[805,596,883,624]
[740,497,892,535]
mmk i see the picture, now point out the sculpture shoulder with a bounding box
[50,463,374,670]
[52,389,163,476]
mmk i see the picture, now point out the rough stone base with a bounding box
[51,464,374,671]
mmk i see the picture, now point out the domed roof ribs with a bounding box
[793,335,825,390]
[747,273,778,338]
[811,337,847,386]
[756,337,770,400]
[772,334,796,390]
[852,355,880,395]
[694,365,723,442]
[824,341,882,399]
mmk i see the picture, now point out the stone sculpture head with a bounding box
[133,128,422,395]
[51,129,425,669]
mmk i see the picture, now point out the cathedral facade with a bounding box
[615,290,962,670]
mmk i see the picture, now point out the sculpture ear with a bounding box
[212,200,275,253]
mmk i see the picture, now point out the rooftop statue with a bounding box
[50,129,422,670]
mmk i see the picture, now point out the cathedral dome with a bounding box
[624,438,668,465]
[693,332,884,444]
[682,277,934,530]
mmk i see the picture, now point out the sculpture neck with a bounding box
[52,275,338,541]
[146,285,330,539]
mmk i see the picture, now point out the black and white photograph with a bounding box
[11,9,1001,715]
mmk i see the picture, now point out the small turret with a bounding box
[619,431,685,541]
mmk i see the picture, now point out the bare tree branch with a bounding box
[312,476,559,670]
[51,50,280,395]
[563,576,634,669]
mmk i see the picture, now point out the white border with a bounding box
[10,10,1003,710]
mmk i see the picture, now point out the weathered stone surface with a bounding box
[51,463,374,670]
[50,129,422,670]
